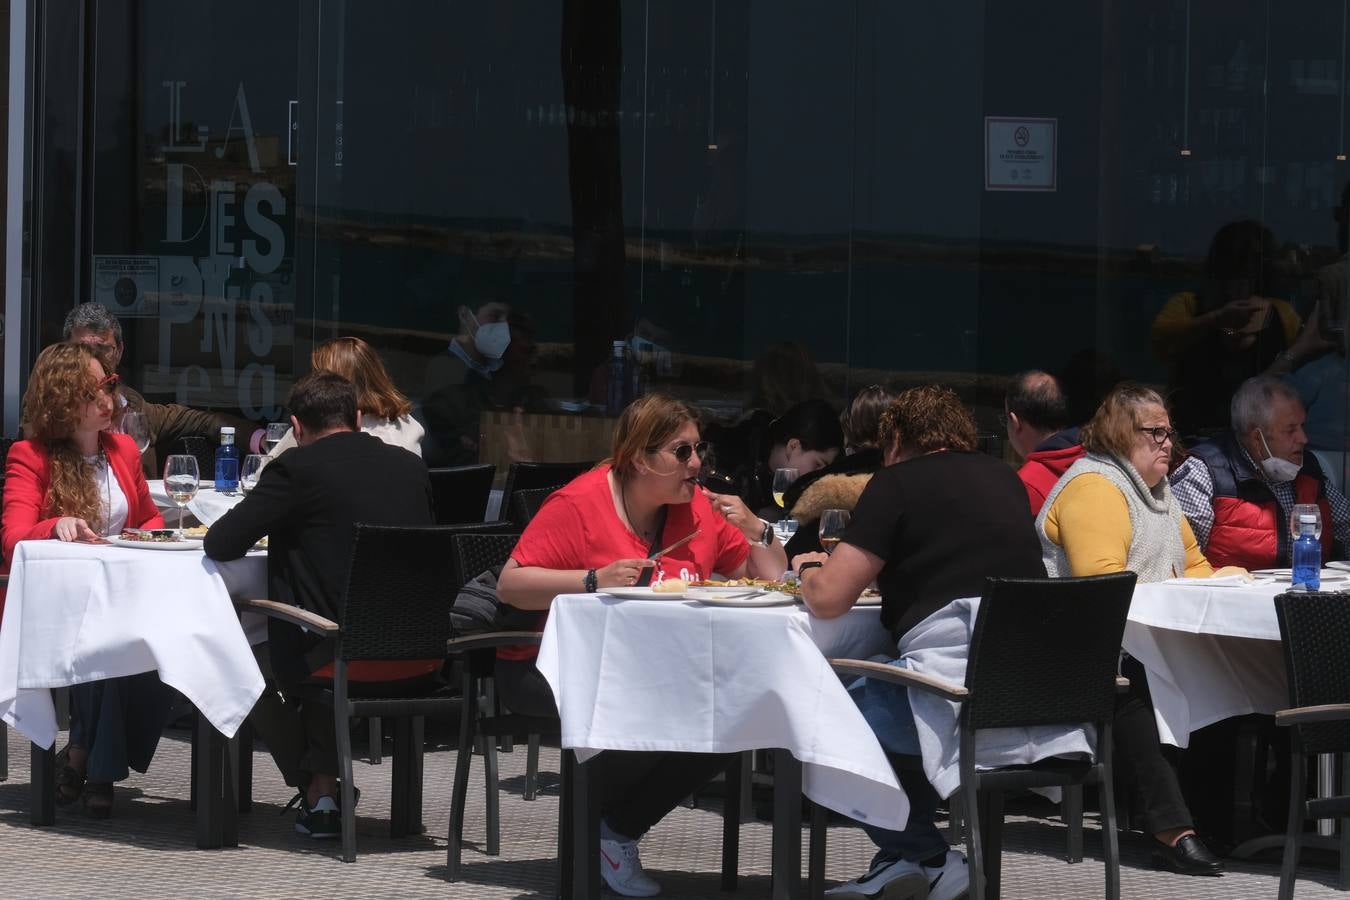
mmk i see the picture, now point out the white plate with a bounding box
[1327,561,1350,572]
[599,587,687,601]
[1251,568,1350,582]
[107,534,202,552]
[855,593,883,607]
[689,591,796,608]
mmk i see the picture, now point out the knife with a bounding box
[648,529,700,560]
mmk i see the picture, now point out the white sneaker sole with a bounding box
[826,872,930,900]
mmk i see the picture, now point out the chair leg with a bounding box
[368,716,382,765]
[524,733,540,801]
[947,787,964,845]
[979,789,1004,900]
[963,784,985,900]
[1062,784,1083,864]
[1099,730,1121,900]
[189,718,199,812]
[484,723,500,856]
[410,716,425,834]
[0,721,9,782]
[334,699,357,863]
[447,670,478,881]
[391,717,412,838]
[1279,750,1306,900]
[721,753,741,892]
[807,799,828,899]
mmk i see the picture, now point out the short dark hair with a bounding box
[765,398,843,454]
[1005,370,1069,431]
[62,302,123,344]
[288,371,358,433]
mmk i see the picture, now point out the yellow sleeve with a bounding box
[1150,292,1201,362]
[1042,474,1133,576]
[1180,517,1214,577]
[1271,299,1302,346]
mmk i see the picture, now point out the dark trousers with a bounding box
[247,646,338,789]
[497,657,736,840]
[1115,655,1193,835]
[69,672,171,784]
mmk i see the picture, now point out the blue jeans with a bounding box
[848,664,949,865]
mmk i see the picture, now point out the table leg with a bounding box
[194,713,237,848]
[30,742,54,826]
[561,750,600,900]
[771,748,802,900]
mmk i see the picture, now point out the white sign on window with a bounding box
[985,117,1057,192]
[93,255,161,317]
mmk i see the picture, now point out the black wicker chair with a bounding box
[445,531,561,880]
[500,461,590,525]
[175,434,217,479]
[1273,591,1350,899]
[813,573,1135,900]
[236,524,461,864]
[510,486,560,528]
[428,464,496,525]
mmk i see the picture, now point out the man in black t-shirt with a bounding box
[794,386,1044,900]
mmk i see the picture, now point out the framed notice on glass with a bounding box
[984,117,1057,192]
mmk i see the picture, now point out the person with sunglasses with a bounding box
[497,392,787,896]
[1035,383,1230,876]
[1,342,168,819]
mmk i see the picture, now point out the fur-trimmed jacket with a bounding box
[784,469,876,557]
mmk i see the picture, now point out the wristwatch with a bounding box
[757,519,774,548]
[797,560,824,577]
[584,569,598,593]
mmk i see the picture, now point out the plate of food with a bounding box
[689,578,802,596]
[109,529,201,551]
[601,579,692,600]
[177,525,268,550]
[686,588,796,608]
[855,590,883,607]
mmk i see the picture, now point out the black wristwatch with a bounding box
[584,569,598,593]
[757,519,774,548]
[797,560,824,577]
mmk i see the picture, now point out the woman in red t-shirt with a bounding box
[497,392,788,896]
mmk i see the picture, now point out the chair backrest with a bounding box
[511,486,561,527]
[176,434,216,478]
[501,461,591,521]
[339,524,460,661]
[427,463,496,524]
[451,532,522,594]
[1274,592,1350,754]
[964,572,1136,731]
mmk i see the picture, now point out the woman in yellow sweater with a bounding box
[1036,384,1225,877]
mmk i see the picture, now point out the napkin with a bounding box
[1162,575,1272,587]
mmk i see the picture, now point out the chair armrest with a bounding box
[1275,703,1350,727]
[829,658,969,702]
[446,631,544,654]
[1116,676,1130,693]
[234,598,339,637]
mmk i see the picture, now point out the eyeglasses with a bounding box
[1137,426,1178,446]
[651,440,711,463]
[84,373,119,401]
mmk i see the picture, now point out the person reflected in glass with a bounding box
[1037,384,1236,875]
[1,342,167,819]
[792,385,1046,899]
[267,336,424,459]
[497,393,787,896]
[1150,221,1302,438]
[420,301,544,466]
[782,385,895,558]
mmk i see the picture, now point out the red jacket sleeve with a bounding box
[3,441,61,565]
[105,432,164,529]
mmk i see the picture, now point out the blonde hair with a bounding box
[1080,383,1169,459]
[605,393,699,480]
[20,343,117,531]
[311,337,411,420]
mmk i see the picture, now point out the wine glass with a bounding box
[264,422,290,454]
[819,508,851,554]
[1291,504,1323,541]
[163,454,199,537]
[117,410,152,454]
[772,468,799,516]
[240,454,265,494]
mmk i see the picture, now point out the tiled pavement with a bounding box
[0,723,1343,899]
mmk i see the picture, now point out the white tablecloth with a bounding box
[1124,581,1288,748]
[147,480,244,526]
[535,595,909,830]
[0,540,268,748]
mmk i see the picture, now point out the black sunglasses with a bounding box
[1137,426,1178,446]
[650,440,711,463]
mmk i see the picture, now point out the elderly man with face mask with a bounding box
[1169,375,1350,570]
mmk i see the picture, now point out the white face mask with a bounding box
[1257,430,1300,483]
[472,318,511,359]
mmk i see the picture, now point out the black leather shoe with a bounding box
[1151,834,1224,876]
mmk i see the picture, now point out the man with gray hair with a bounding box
[63,302,260,477]
[1170,375,1350,570]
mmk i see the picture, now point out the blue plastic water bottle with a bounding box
[214,426,240,494]
[606,340,630,415]
[1292,513,1321,591]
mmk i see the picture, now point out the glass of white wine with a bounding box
[772,468,799,516]
[163,454,199,538]
[264,422,290,454]
[819,508,851,555]
[240,454,266,494]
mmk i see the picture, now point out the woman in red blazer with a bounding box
[2,342,166,818]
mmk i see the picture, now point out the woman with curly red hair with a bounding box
[2,341,166,818]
